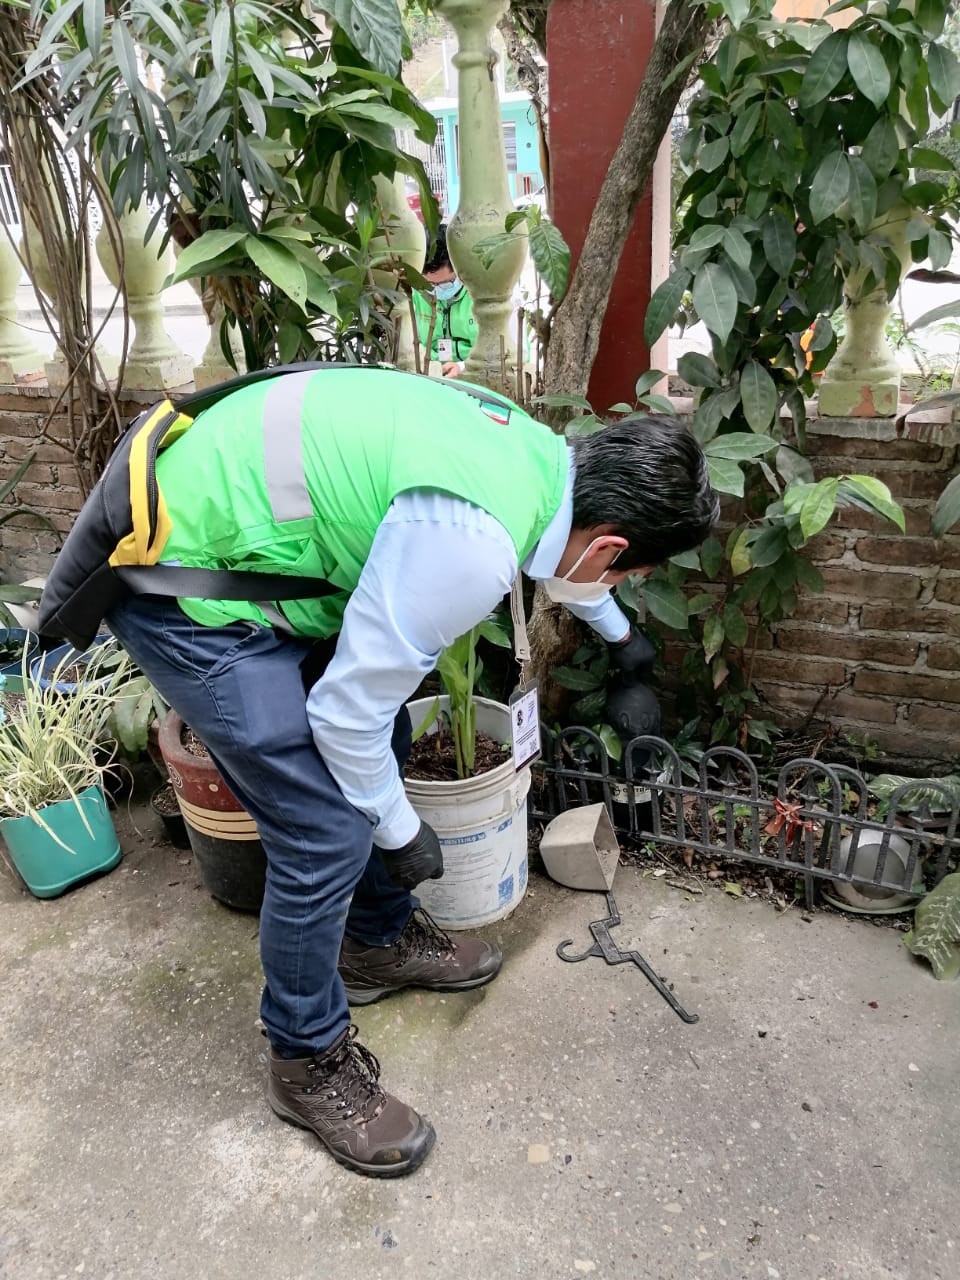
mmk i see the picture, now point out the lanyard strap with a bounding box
[510,575,531,685]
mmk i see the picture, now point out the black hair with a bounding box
[424,223,452,274]
[570,414,720,569]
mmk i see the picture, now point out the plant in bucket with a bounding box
[0,640,131,898]
[405,614,533,930]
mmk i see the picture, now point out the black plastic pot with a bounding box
[150,783,191,850]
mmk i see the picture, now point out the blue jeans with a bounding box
[107,595,416,1056]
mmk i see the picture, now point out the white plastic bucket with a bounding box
[404,696,531,929]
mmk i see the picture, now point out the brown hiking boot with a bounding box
[339,908,503,1006]
[266,1025,435,1177]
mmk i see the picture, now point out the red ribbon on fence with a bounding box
[765,798,815,843]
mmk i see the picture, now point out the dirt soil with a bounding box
[151,783,181,816]
[407,728,509,782]
[182,727,210,759]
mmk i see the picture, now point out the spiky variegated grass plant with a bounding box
[0,640,132,833]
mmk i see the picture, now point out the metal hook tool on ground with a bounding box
[556,891,699,1024]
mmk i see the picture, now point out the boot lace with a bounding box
[309,1026,385,1122]
[395,908,455,966]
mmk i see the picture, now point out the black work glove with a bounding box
[381,821,444,890]
[608,628,656,681]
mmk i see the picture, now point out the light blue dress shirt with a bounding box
[305,452,629,849]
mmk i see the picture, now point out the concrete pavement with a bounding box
[1,790,957,1280]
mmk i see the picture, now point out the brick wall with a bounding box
[3,390,959,765]
[669,401,960,766]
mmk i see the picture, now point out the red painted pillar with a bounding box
[547,0,663,409]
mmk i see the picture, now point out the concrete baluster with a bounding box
[0,231,44,383]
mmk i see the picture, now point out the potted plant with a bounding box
[0,641,130,898]
[404,619,533,930]
[0,625,40,694]
[157,709,266,912]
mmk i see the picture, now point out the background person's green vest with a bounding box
[156,367,568,638]
[412,287,477,365]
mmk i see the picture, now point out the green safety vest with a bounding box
[412,287,477,363]
[156,366,568,637]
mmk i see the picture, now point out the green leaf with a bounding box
[703,612,725,662]
[687,225,726,253]
[597,724,623,762]
[669,548,700,573]
[477,616,511,648]
[723,603,748,648]
[708,458,745,497]
[763,212,797,276]
[700,536,724,581]
[799,478,840,539]
[687,592,715,614]
[552,666,603,692]
[528,217,570,299]
[841,476,905,531]
[210,5,230,76]
[643,579,690,632]
[722,226,753,274]
[932,473,960,536]
[169,229,247,283]
[740,361,778,432]
[927,43,960,114]
[846,155,877,234]
[730,101,762,158]
[776,445,814,486]
[329,0,403,75]
[692,262,738,344]
[809,152,851,225]
[798,31,850,109]
[730,529,752,576]
[699,136,730,172]
[244,236,309,311]
[634,370,665,398]
[645,270,691,346]
[677,352,722,388]
[411,697,440,742]
[82,0,104,55]
[860,117,899,181]
[723,881,744,898]
[705,431,776,461]
[569,689,608,722]
[847,31,891,108]
[720,0,750,29]
[904,872,960,980]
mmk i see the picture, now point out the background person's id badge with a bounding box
[509,681,541,771]
[437,337,454,361]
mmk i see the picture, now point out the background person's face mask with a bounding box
[434,278,461,302]
[543,540,622,604]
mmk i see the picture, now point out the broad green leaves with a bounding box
[692,262,737,343]
[528,215,571,300]
[645,270,691,346]
[904,872,960,981]
[643,578,690,632]
[932,474,960,537]
[809,151,850,224]
[740,363,778,432]
[327,0,404,76]
[846,31,890,109]
[799,31,849,109]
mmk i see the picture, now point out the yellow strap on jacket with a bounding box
[108,399,194,569]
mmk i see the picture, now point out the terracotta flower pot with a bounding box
[157,710,266,912]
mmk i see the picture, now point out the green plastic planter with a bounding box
[0,785,121,898]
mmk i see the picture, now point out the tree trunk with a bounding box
[543,0,710,400]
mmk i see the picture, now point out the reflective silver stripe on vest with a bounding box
[263,370,315,522]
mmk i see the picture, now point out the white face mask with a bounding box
[543,540,621,604]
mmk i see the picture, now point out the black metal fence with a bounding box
[532,729,960,909]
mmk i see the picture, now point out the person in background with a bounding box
[413,223,477,377]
